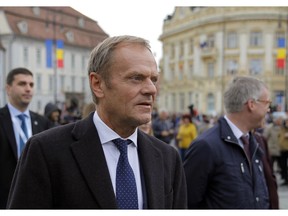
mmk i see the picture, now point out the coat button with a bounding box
[255,197,259,202]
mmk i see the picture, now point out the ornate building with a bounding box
[158,7,288,116]
[0,7,108,113]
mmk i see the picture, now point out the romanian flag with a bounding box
[45,39,53,68]
[277,38,286,69]
[56,40,64,68]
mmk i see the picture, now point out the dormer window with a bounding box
[17,21,28,34]
[65,31,74,42]
[78,17,85,28]
[32,7,40,16]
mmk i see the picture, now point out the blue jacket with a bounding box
[184,117,270,209]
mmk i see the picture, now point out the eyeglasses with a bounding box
[256,99,272,106]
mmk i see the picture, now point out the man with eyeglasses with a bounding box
[184,76,278,209]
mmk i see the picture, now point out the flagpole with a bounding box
[53,12,58,104]
[221,12,225,115]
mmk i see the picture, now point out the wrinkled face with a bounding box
[91,43,158,130]
[6,74,34,110]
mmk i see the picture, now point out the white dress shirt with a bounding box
[224,115,248,148]
[93,111,143,209]
[7,103,32,158]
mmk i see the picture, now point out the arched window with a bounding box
[207,93,215,114]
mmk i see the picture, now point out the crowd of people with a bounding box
[0,35,287,209]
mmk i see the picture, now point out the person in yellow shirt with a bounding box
[176,114,198,161]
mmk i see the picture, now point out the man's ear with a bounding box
[246,99,255,112]
[89,72,104,98]
[6,84,11,96]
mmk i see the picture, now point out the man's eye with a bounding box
[132,76,142,81]
[152,78,158,84]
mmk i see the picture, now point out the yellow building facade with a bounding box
[158,7,288,116]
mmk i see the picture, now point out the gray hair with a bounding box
[87,35,152,104]
[224,76,267,113]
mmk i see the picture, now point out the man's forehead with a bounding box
[14,74,33,80]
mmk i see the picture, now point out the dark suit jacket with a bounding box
[254,132,279,209]
[7,113,187,209]
[0,105,50,208]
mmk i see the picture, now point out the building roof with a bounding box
[0,7,109,48]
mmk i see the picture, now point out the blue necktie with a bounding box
[18,114,28,154]
[113,138,138,209]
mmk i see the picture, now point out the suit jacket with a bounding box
[7,113,187,209]
[0,105,50,208]
[254,132,279,209]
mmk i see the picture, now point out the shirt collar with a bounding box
[93,111,138,147]
[7,103,30,118]
[224,115,245,140]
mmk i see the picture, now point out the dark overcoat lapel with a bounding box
[70,116,117,208]
[137,131,164,208]
[0,106,17,158]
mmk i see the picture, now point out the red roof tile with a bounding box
[0,6,109,48]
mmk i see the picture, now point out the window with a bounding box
[227,32,237,49]
[37,100,42,113]
[32,7,40,16]
[207,93,215,114]
[189,38,194,54]
[172,93,176,112]
[195,93,199,108]
[71,54,75,71]
[78,17,85,28]
[81,56,86,71]
[82,77,87,91]
[71,76,75,92]
[188,63,194,79]
[170,43,175,59]
[60,75,65,91]
[36,74,41,91]
[49,75,54,90]
[189,92,193,105]
[178,64,183,80]
[23,46,29,65]
[36,47,41,67]
[250,31,262,47]
[17,21,28,34]
[180,93,185,111]
[207,62,214,78]
[170,64,175,80]
[179,41,184,59]
[66,31,74,42]
[249,59,263,75]
[207,34,215,48]
[226,60,238,75]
